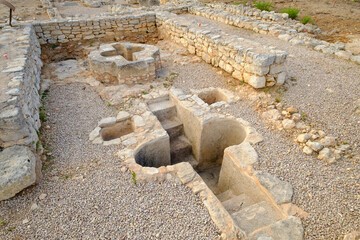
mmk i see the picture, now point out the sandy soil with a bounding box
[201,0,360,50]
[0,0,48,22]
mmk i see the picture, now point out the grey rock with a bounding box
[270,217,304,240]
[306,141,324,152]
[255,234,274,240]
[98,117,116,128]
[318,148,330,160]
[320,136,336,147]
[0,146,37,201]
[297,133,311,143]
[255,171,293,204]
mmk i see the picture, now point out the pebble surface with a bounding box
[0,84,220,239]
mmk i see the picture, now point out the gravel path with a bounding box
[0,83,220,239]
[159,34,359,239]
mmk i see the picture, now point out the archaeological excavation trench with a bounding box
[3,0,359,239]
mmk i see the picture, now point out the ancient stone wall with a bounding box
[157,11,288,88]
[32,13,158,44]
[0,25,42,150]
[0,25,42,200]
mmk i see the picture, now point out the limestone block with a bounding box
[226,142,258,169]
[255,171,293,204]
[232,70,243,81]
[270,217,304,240]
[244,64,269,75]
[276,72,286,85]
[244,73,266,88]
[0,146,37,201]
[270,64,285,74]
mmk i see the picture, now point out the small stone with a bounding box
[120,167,127,173]
[295,122,307,129]
[89,127,101,141]
[30,203,38,210]
[320,136,337,147]
[318,148,330,160]
[306,141,324,152]
[22,219,29,224]
[282,119,295,130]
[45,125,51,130]
[297,133,311,143]
[286,107,298,114]
[318,130,326,138]
[133,115,145,127]
[326,158,336,164]
[343,231,360,240]
[261,109,282,121]
[116,111,130,122]
[38,193,47,200]
[98,117,116,128]
[303,146,313,155]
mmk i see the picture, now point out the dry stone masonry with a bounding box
[0,25,42,200]
[89,42,161,85]
[157,11,288,88]
[32,13,158,44]
[112,88,304,239]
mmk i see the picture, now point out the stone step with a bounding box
[222,194,255,214]
[216,189,235,202]
[231,201,283,235]
[161,117,183,139]
[170,135,193,164]
[148,100,176,121]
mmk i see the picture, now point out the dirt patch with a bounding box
[0,0,48,23]
[202,0,360,44]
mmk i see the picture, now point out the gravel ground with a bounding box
[158,34,359,239]
[0,83,220,239]
[185,13,360,151]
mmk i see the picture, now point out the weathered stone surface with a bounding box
[116,111,130,122]
[255,234,274,240]
[270,216,304,240]
[318,148,330,160]
[133,115,145,127]
[282,119,295,130]
[255,171,293,204]
[226,142,258,169]
[0,146,36,201]
[175,162,196,184]
[343,231,360,240]
[303,146,313,155]
[89,126,101,141]
[320,136,336,147]
[297,133,311,143]
[98,117,116,128]
[306,141,324,152]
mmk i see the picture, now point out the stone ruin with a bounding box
[2,0,359,238]
[88,42,161,85]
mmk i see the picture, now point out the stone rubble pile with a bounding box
[261,104,351,163]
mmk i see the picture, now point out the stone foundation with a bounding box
[156,12,288,88]
[111,88,303,239]
[32,13,158,44]
[0,25,43,200]
[89,42,161,85]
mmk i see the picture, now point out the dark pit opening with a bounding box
[101,43,144,61]
[198,89,227,105]
[100,119,134,141]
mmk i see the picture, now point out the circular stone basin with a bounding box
[88,42,161,85]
